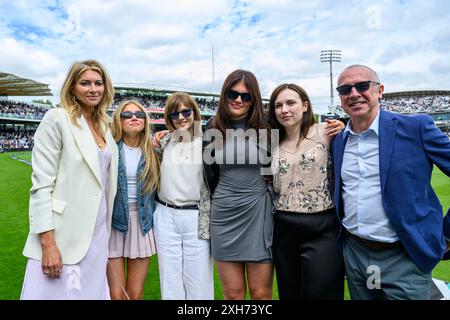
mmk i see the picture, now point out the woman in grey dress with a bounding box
[208,69,274,300]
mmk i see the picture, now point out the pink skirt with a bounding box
[108,203,157,259]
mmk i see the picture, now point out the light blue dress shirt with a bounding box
[341,110,399,243]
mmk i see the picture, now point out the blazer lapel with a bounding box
[333,131,347,219]
[116,142,128,201]
[379,110,397,192]
[105,129,118,230]
[334,133,345,182]
[67,114,103,186]
[106,130,118,194]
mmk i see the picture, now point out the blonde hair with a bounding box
[112,99,160,193]
[164,92,202,135]
[60,60,115,133]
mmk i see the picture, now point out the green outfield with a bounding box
[0,152,448,300]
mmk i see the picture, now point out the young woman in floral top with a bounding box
[268,83,345,300]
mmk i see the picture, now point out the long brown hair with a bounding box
[268,83,316,143]
[60,60,115,133]
[112,99,160,193]
[211,69,268,136]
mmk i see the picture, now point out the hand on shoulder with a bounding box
[152,130,169,148]
[324,119,345,138]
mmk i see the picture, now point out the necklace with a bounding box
[93,132,105,148]
[279,146,297,155]
[279,142,301,154]
[96,136,105,148]
[83,114,105,149]
[95,135,104,148]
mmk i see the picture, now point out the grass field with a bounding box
[0,151,448,300]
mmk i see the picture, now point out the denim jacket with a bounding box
[111,140,156,235]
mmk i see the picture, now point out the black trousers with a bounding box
[273,209,344,300]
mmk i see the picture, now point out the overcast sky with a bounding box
[1,0,449,114]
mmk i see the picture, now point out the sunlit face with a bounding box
[226,81,252,121]
[121,103,146,136]
[337,67,383,123]
[73,69,104,110]
[274,88,308,130]
[171,103,195,132]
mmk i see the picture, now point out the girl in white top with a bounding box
[153,92,214,300]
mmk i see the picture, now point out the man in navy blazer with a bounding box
[332,64,450,300]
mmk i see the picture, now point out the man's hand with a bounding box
[325,119,345,138]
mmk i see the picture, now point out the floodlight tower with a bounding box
[320,50,341,115]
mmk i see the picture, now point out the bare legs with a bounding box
[107,257,150,300]
[216,261,274,300]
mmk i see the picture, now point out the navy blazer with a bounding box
[332,109,450,273]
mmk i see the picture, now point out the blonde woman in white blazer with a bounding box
[21,60,118,300]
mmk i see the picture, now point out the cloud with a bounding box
[0,38,63,78]
[0,0,449,114]
[429,58,450,75]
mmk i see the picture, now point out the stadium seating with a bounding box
[2,92,449,150]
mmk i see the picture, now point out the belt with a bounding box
[344,229,402,251]
[156,196,198,210]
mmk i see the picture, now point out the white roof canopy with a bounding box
[0,72,52,96]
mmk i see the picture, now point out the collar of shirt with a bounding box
[343,109,380,139]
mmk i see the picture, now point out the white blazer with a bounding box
[22,108,118,265]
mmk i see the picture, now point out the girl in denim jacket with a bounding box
[107,99,160,299]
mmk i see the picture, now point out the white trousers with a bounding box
[153,203,214,300]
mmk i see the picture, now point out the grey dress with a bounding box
[210,118,273,262]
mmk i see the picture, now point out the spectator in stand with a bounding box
[112,91,221,113]
[335,94,450,115]
[380,95,450,113]
[0,100,48,118]
[0,129,35,149]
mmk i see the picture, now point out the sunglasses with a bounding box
[120,111,147,119]
[226,90,252,102]
[168,108,193,120]
[336,80,380,96]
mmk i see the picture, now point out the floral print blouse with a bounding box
[271,124,335,213]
